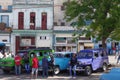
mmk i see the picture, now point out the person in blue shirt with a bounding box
[42,55,48,77]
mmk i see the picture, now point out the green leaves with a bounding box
[65,0,120,48]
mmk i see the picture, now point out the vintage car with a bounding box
[99,68,120,80]
[76,49,109,76]
[39,52,74,75]
[0,47,53,73]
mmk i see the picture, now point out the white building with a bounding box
[11,0,54,53]
[0,4,12,52]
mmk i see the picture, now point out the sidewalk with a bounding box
[108,55,117,66]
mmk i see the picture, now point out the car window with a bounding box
[64,54,70,58]
[30,52,34,58]
[54,53,64,58]
[39,52,43,56]
[94,52,99,58]
[78,52,93,58]
[99,50,107,57]
[44,52,50,56]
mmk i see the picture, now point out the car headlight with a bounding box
[78,61,82,65]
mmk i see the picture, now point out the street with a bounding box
[0,70,103,80]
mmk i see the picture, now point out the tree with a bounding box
[65,0,120,48]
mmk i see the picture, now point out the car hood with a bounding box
[0,57,14,61]
[77,58,92,64]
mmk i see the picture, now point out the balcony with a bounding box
[13,0,53,5]
[54,26,76,31]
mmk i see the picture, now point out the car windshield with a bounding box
[54,53,64,58]
[18,50,28,57]
[77,52,93,58]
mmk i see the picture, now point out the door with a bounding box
[30,12,35,30]
[41,12,47,30]
[18,12,24,29]
[92,52,102,70]
[63,53,71,69]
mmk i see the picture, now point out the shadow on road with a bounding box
[0,70,104,80]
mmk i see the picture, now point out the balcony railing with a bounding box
[54,26,76,31]
[13,0,53,5]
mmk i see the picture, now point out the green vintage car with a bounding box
[0,47,53,73]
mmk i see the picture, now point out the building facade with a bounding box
[11,0,54,53]
[0,4,12,52]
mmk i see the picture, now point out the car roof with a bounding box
[80,48,106,53]
[54,52,74,55]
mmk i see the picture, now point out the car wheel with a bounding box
[102,63,107,71]
[3,70,10,74]
[54,66,60,75]
[84,66,92,76]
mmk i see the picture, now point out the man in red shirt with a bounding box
[31,53,39,79]
[14,54,22,75]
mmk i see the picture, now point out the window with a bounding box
[40,36,47,40]
[39,52,43,56]
[30,52,35,58]
[61,22,65,26]
[56,37,66,43]
[94,52,99,58]
[30,12,35,29]
[65,54,70,58]
[18,12,24,29]
[54,22,58,26]
[41,12,47,30]
[2,39,7,42]
[61,5,65,11]
[67,38,74,44]
[1,15,9,27]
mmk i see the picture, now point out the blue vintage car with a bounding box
[39,52,74,75]
[53,52,74,74]
[76,49,109,76]
[100,68,120,80]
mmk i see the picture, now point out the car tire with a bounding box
[3,70,10,74]
[102,63,107,71]
[84,66,92,76]
[54,66,60,75]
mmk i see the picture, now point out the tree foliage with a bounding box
[65,0,120,48]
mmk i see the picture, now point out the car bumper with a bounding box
[67,67,85,71]
[0,66,13,70]
[38,66,53,72]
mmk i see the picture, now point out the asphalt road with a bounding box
[0,69,105,80]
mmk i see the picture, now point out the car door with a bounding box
[63,53,71,69]
[92,51,102,70]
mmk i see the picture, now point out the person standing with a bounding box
[42,55,49,77]
[14,54,22,75]
[69,53,77,78]
[23,54,30,74]
[49,54,54,76]
[31,53,39,79]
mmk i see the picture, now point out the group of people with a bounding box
[14,53,55,79]
[14,52,78,79]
